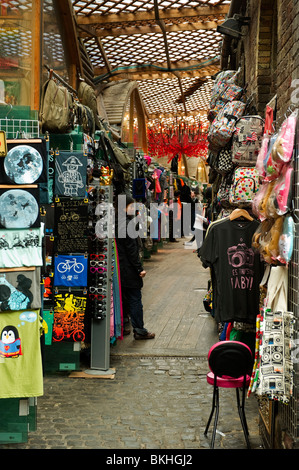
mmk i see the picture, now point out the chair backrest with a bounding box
[208,341,253,378]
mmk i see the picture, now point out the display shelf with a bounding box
[0,398,36,444]
[43,341,81,373]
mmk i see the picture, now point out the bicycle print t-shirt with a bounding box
[53,254,88,287]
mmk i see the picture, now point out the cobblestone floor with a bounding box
[1,355,263,450]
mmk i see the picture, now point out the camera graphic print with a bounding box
[227,239,255,290]
[54,254,88,287]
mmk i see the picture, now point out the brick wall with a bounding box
[240,0,277,115]
[241,0,299,120]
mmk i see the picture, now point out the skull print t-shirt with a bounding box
[200,218,264,324]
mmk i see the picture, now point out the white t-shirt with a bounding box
[0,223,44,268]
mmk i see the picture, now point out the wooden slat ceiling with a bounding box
[73,0,231,123]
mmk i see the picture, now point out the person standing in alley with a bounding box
[116,194,155,340]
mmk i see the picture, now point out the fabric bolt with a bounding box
[0,268,41,311]
[54,152,87,198]
[200,217,264,324]
[0,309,43,398]
[54,254,88,287]
[0,223,44,268]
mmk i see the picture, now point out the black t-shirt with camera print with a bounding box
[200,218,264,324]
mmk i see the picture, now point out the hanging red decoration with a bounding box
[147,120,208,163]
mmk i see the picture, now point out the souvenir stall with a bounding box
[202,68,298,447]
[39,70,137,378]
[0,132,45,443]
[0,62,138,440]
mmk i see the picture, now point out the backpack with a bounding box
[78,81,101,130]
[39,78,74,134]
[208,100,246,151]
[217,171,234,205]
[232,116,264,166]
[229,167,260,206]
[215,147,234,174]
[209,70,239,108]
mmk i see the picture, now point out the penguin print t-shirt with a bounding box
[0,309,43,398]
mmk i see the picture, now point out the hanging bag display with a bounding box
[273,163,294,216]
[278,215,295,264]
[232,115,264,166]
[207,100,246,151]
[217,172,234,205]
[39,77,74,134]
[215,147,234,174]
[271,110,297,163]
[209,70,239,108]
[78,81,101,131]
[229,167,259,205]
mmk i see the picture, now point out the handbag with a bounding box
[39,78,74,134]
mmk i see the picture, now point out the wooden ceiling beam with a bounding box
[101,69,216,81]
[53,0,83,87]
[148,110,209,120]
[76,5,230,26]
[153,0,187,115]
[77,19,224,38]
[93,60,219,80]
[78,24,112,75]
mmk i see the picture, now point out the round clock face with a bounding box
[0,189,39,228]
[4,145,43,184]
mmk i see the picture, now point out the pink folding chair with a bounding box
[204,340,253,449]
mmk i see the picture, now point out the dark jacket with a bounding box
[116,215,144,289]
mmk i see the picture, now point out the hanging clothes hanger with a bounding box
[229,208,253,221]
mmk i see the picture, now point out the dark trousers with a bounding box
[122,287,148,335]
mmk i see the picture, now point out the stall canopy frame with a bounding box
[72,0,231,125]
